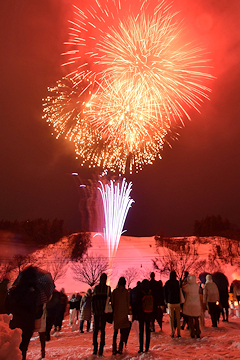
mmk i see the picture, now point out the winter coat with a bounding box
[130,283,143,321]
[35,303,47,333]
[5,283,40,333]
[112,285,130,330]
[219,289,229,308]
[150,279,164,307]
[92,283,111,316]
[69,295,78,310]
[46,290,61,317]
[80,293,92,321]
[182,275,201,317]
[232,282,240,299]
[75,293,82,311]
[203,280,219,304]
[59,290,68,312]
[164,271,180,304]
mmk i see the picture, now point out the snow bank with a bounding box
[0,314,22,360]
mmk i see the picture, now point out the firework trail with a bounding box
[98,178,134,269]
[44,0,214,173]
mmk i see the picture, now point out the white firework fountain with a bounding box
[98,178,134,274]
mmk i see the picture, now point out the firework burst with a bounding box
[44,0,214,173]
[42,77,96,141]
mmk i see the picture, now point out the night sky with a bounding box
[1,0,240,237]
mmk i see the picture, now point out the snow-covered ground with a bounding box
[27,312,240,360]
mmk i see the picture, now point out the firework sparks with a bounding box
[63,0,213,123]
[98,178,134,268]
[43,0,214,174]
[42,77,97,141]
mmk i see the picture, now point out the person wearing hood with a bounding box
[182,275,201,339]
[203,274,220,327]
[164,270,181,338]
[112,277,130,355]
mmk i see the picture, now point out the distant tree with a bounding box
[153,237,205,280]
[193,215,240,240]
[121,267,140,288]
[0,261,14,281]
[10,254,33,275]
[34,246,69,283]
[0,218,70,247]
[71,254,109,287]
[46,253,69,283]
[69,232,91,261]
[208,238,240,267]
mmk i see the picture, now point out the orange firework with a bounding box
[44,0,213,173]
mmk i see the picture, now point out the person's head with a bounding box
[87,288,92,295]
[99,273,107,285]
[150,272,155,280]
[61,288,65,293]
[141,279,150,293]
[170,270,177,281]
[18,265,36,287]
[118,277,126,287]
[188,274,196,284]
[206,274,212,283]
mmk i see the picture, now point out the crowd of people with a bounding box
[1,268,240,359]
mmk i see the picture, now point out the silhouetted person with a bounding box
[45,290,61,341]
[92,273,111,356]
[130,281,142,322]
[54,288,68,331]
[5,266,43,360]
[149,272,164,331]
[137,279,153,353]
[164,270,181,338]
[75,292,82,321]
[79,289,92,333]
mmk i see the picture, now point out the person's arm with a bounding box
[203,285,207,304]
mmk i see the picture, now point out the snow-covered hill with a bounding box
[28,234,240,293]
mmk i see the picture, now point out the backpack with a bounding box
[142,291,153,313]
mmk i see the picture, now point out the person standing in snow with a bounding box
[68,293,77,326]
[130,281,142,322]
[149,272,164,332]
[75,292,82,322]
[182,275,201,339]
[45,289,61,341]
[5,266,43,360]
[112,277,131,355]
[136,279,153,353]
[203,274,220,327]
[92,273,111,356]
[164,270,181,338]
[54,288,68,331]
[79,289,92,333]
